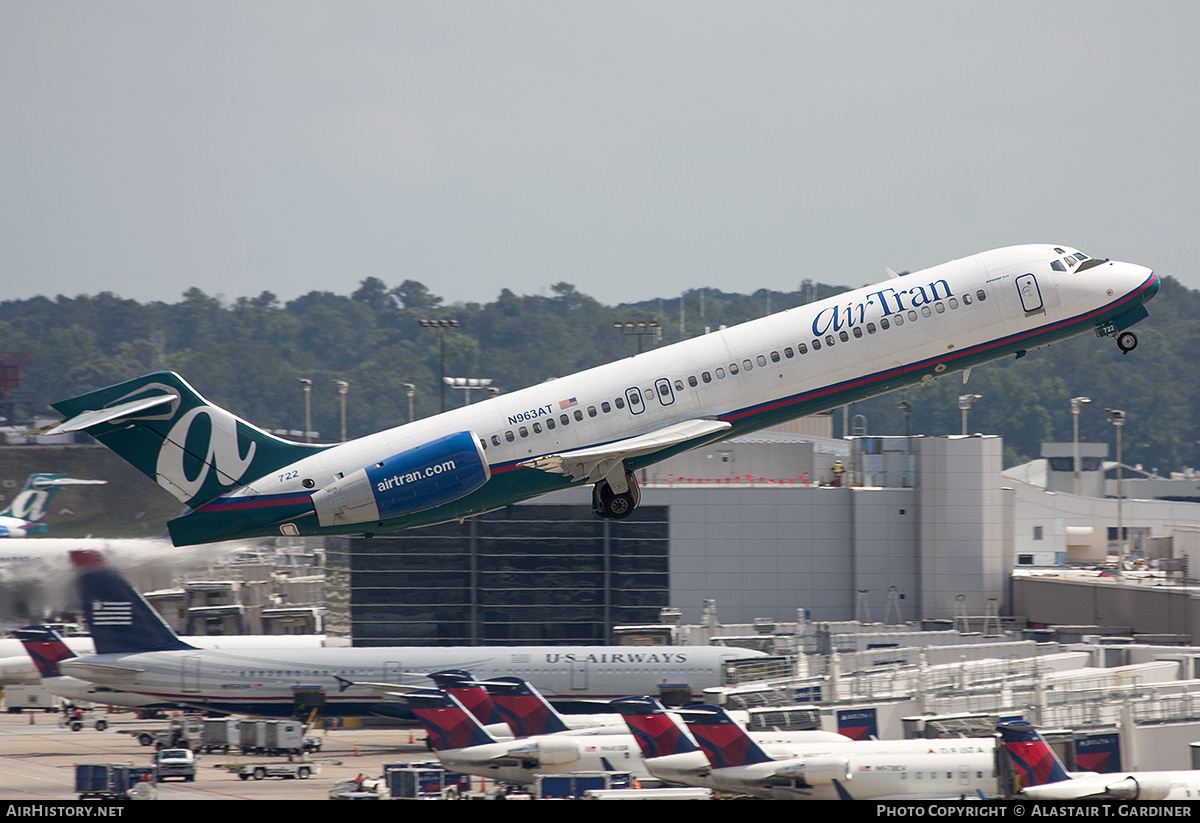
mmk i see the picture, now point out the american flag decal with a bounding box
[91,600,134,625]
[559,398,578,409]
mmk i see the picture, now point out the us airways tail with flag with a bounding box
[71,550,195,654]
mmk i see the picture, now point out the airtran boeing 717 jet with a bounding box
[37,245,1158,546]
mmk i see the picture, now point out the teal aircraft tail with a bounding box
[44,372,325,510]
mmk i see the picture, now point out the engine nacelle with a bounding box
[1104,774,1173,801]
[311,431,490,527]
[778,756,852,786]
[530,737,583,766]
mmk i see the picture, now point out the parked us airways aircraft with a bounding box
[36,245,1158,546]
[53,551,766,715]
[0,474,106,538]
[999,720,1200,801]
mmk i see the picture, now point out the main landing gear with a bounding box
[1116,331,1138,354]
[593,470,641,519]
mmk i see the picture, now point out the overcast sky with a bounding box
[2,2,1196,308]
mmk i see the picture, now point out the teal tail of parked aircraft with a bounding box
[0,473,107,538]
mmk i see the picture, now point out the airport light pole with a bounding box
[418,319,460,412]
[334,380,349,442]
[897,400,911,439]
[958,394,983,436]
[401,383,416,423]
[1070,396,1092,494]
[443,377,493,406]
[297,378,312,443]
[1105,408,1126,570]
[613,320,660,354]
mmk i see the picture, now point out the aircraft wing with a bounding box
[333,676,420,700]
[520,418,732,483]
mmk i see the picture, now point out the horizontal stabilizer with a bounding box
[27,393,179,436]
[59,660,146,681]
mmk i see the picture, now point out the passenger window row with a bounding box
[482,288,987,451]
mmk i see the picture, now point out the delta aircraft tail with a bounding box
[678,704,775,768]
[996,720,1073,788]
[428,670,507,727]
[611,696,704,760]
[482,676,573,737]
[71,550,195,654]
[404,689,499,752]
[15,626,77,678]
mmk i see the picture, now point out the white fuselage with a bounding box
[437,732,649,784]
[650,737,1000,800]
[1023,770,1200,801]
[58,645,764,715]
[218,245,1156,537]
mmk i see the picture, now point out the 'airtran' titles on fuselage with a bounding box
[811,279,953,336]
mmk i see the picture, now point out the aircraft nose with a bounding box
[1141,270,1161,304]
[1108,260,1158,306]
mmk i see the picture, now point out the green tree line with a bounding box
[1,277,1193,473]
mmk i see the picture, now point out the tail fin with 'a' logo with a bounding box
[40,371,323,510]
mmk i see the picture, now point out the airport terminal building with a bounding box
[342,430,1200,646]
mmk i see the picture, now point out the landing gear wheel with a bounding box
[1116,331,1138,354]
[592,471,641,519]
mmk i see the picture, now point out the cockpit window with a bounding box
[1055,251,1091,272]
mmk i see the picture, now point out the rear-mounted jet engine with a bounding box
[311,431,489,527]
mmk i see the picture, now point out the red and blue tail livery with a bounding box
[679,705,774,768]
[15,626,76,678]
[428,670,507,728]
[404,689,497,752]
[482,676,572,737]
[996,720,1073,788]
[611,696,702,760]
